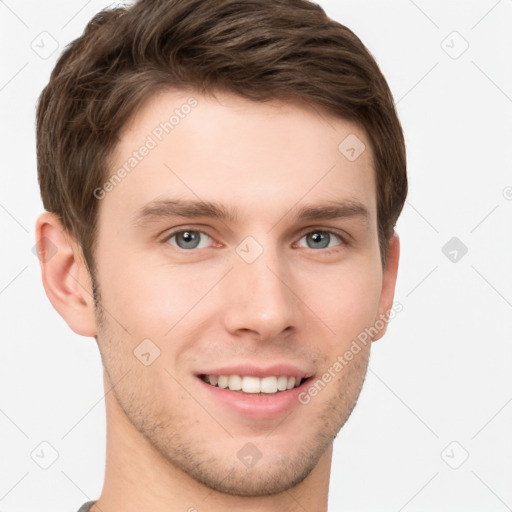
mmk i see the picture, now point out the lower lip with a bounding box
[197,377,312,420]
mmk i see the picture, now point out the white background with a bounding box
[1,1,511,511]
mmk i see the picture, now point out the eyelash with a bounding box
[163,227,348,254]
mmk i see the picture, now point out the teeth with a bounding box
[218,375,229,388]
[203,374,304,394]
[277,376,288,391]
[260,376,277,393]
[242,376,260,393]
[228,375,242,391]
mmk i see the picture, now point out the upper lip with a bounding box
[196,363,314,380]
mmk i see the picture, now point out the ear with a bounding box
[34,212,97,337]
[372,232,400,342]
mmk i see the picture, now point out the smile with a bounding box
[199,374,303,394]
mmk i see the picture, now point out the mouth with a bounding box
[194,364,315,418]
[198,373,312,395]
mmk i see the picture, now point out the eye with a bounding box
[165,229,213,250]
[296,230,344,251]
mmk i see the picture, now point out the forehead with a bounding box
[101,89,377,228]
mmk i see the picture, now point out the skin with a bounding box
[36,89,399,512]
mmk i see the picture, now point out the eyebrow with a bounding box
[132,198,369,227]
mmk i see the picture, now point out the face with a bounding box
[90,89,396,495]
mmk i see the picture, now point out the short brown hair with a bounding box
[37,0,407,272]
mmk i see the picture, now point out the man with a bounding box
[35,0,407,510]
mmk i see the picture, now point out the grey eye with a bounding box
[167,230,212,250]
[298,231,342,250]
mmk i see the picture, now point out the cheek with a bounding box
[305,262,383,348]
[96,252,223,338]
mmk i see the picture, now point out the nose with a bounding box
[221,244,299,342]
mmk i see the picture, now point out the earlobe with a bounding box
[35,212,97,337]
[372,232,400,342]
